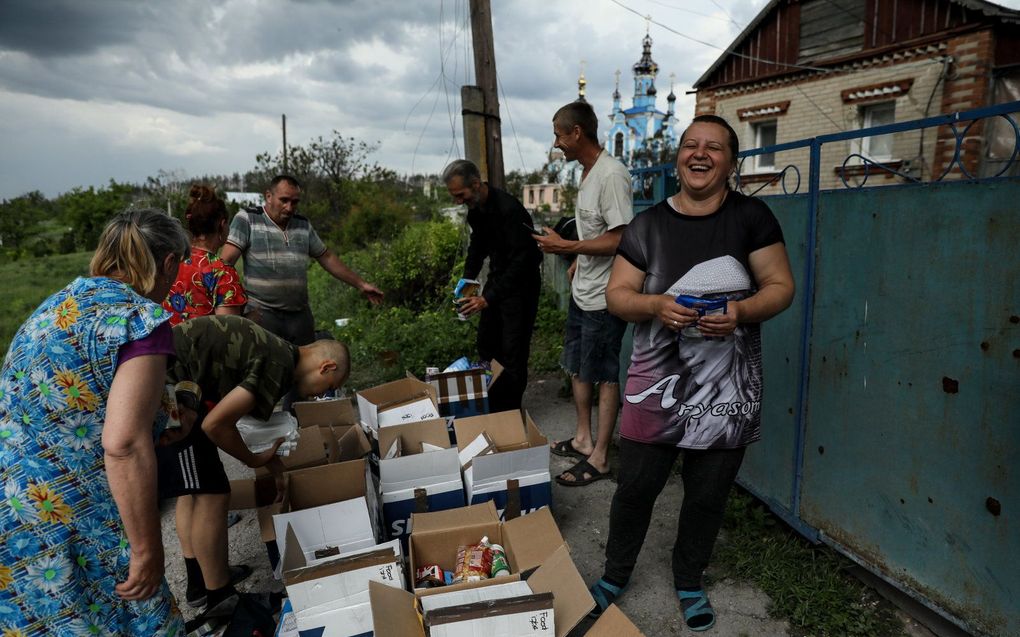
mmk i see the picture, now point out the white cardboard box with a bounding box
[377,418,465,542]
[272,498,377,573]
[282,532,404,617]
[356,376,439,435]
[453,410,551,518]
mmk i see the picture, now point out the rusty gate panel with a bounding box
[799,181,1019,635]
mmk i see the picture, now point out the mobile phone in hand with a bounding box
[525,223,547,236]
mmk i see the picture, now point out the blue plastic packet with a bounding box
[675,295,728,339]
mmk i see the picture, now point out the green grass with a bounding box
[0,251,93,355]
[711,490,905,637]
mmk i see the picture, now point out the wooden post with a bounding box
[461,86,488,178]
[282,114,288,173]
[468,0,504,189]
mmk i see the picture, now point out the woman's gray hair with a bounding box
[441,159,481,185]
[90,208,190,295]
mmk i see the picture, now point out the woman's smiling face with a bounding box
[676,121,735,196]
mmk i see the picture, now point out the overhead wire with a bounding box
[609,0,832,73]
[610,0,846,132]
[497,73,529,172]
[643,0,736,24]
[408,0,467,174]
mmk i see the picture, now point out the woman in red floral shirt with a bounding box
[164,185,247,325]
[160,185,249,611]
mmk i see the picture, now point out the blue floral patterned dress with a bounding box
[0,277,183,636]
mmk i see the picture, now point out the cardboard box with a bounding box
[282,530,405,631]
[427,361,504,419]
[294,397,358,428]
[293,397,372,462]
[584,604,646,636]
[428,592,555,637]
[231,458,380,546]
[403,501,594,637]
[356,376,439,435]
[453,410,551,518]
[377,419,465,542]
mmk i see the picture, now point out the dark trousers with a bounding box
[244,302,316,346]
[604,438,746,589]
[476,286,540,413]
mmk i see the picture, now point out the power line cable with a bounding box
[497,73,529,172]
[643,0,735,24]
[609,0,831,73]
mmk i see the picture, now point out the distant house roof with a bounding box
[693,0,1020,90]
[225,192,263,207]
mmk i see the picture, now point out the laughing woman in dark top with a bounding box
[587,115,795,632]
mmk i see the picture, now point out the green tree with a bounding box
[0,191,50,251]
[57,181,134,251]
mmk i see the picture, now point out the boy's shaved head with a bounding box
[295,338,351,398]
[309,339,351,383]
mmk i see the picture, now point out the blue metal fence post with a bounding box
[791,139,822,521]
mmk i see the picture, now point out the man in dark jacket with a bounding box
[442,159,543,412]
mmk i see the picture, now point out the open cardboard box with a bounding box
[453,410,551,518]
[356,375,439,436]
[293,397,372,462]
[280,526,405,635]
[399,501,594,637]
[231,458,380,546]
[584,604,646,636]
[427,360,504,419]
[377,418,465,542]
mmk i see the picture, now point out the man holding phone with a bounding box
[442,159,543,412]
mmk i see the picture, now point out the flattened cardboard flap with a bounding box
[501,507,564,573]
[369,580,425,637]
[411,500,498,535]
[525,544,596,637]
[377,418,452,457]
[454,410,529,451]
[293,397,358,428]
[286,458,366,512]
[584,604,645,636]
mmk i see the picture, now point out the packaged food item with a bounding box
[453,279,482,321]
[675,295,728,339]
[489,542,510,578]
[452,539,493,584]
[416,563,446,589]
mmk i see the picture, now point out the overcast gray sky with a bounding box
[1,0,1017,199]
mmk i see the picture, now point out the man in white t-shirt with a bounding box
[535,101,634,487]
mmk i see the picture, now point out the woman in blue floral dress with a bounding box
[0,209,190,635]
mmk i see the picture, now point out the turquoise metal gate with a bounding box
[630,101,1020,636]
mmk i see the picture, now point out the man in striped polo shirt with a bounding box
[221,175,383,345]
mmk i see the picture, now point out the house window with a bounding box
[528,189,535,204]
[751,120,777,171]
[859,101,896,160]
[552,189,559,204]
[614,132,624,158]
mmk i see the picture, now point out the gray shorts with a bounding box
[560,298,627,384]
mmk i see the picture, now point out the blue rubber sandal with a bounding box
[589,578,626,617]
[677,589,716,631]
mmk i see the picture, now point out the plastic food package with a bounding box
[452,539,493,584]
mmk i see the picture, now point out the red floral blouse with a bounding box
[163,247,247,326]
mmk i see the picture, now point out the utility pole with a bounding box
[282,114,289,173]
[467,0,504,190]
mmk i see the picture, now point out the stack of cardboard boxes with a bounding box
[226,374,642,636]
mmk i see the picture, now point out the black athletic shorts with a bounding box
[157,420,230,498]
